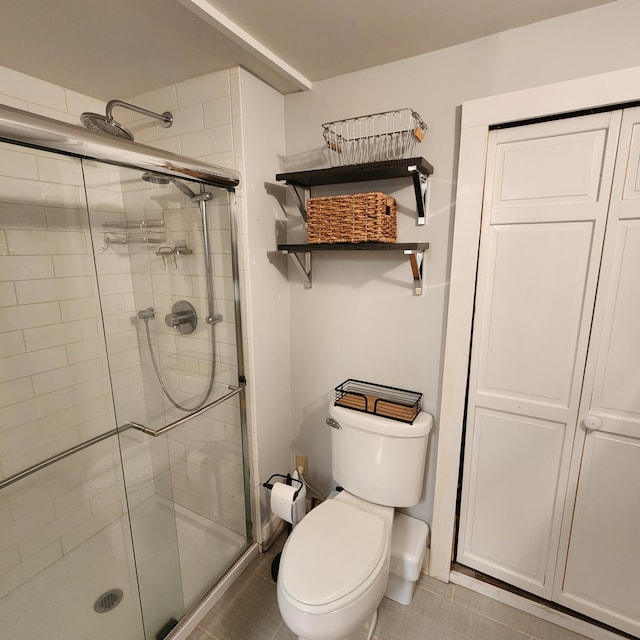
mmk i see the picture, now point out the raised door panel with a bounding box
[559,433,640,636]
[594,222,640,419]
[461,409,566,589]
[476,221,594,408]
[493,129,606,206]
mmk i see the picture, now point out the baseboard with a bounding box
[450,570,626,640]
[260,516,286,552]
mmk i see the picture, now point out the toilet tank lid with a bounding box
[280,500,386,606]
[329,404,433,438]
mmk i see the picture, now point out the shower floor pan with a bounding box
[0,496,246,640]
[0,517,143,640]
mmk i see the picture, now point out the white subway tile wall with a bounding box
[128,69,251,537]
[0,142,128,596]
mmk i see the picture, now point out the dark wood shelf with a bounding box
[277,242,429,252]
[276,157,433,225]
[277,242,429,295]
[276,157,433,187]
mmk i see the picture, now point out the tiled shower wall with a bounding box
[127,69,252,536]
[0,140,132,598]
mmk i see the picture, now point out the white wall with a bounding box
[235,69,292,543]
[282,0,640,524]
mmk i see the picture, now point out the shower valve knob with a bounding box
[165,300,197,335]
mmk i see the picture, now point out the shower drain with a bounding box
[94,588,124,613]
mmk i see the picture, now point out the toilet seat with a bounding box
[279,499,387,609]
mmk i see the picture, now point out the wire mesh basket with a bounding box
[322,108,427,167]
[334,379,422,424]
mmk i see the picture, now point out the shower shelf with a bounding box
[101,219,164,250]
[102,219,164,229]
[101,235,164,250]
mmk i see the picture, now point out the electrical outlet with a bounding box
[295,454,308,476]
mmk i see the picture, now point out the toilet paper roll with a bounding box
[271,481,297,524]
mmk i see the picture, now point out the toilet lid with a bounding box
[280,499,385,606]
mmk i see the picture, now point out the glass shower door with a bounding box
[0,142,144,640]
[83,160,251,639]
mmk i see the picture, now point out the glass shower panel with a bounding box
[83,161,240,430]
[83,160,250,639]
[159,397,248,610]
[0,142,143,639]
[0,439,145,640]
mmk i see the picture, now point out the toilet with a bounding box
[277,403,433,640]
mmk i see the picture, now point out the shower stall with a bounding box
[0,105,251,639]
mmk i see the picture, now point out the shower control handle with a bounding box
[165,300,197,335]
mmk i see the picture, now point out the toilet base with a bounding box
[298,608,378,640]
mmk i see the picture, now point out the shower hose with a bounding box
[141,314,216,412]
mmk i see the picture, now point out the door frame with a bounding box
[431,64,640,582]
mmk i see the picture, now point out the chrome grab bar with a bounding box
[125,386,241,437]
[0,386,242,491]
[0,427,124,491]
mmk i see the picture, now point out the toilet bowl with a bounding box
[277,491,394,640]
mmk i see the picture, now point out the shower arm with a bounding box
[105,100,173,128]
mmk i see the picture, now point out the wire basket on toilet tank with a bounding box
[334,379,422,424]
[322,108,427,167]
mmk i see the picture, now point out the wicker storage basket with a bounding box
[306,192,396,244]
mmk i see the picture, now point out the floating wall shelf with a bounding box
[277,242,429,295]
[276,157,434,225]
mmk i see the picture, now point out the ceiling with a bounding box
[0,0,616,100]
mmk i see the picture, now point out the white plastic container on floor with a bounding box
[384,513,429,605]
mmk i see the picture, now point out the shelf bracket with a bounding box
[285,184,307,222]
[281,249,312,288]
[408,164,429,225]
[405,249,425,296]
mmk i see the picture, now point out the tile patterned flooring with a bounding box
[186,535,592,640]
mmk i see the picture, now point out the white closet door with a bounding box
[552,108,640,636]
[457,112,622,597]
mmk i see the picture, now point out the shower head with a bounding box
[80,112,134,140]
[141,171,198,200]
[141,171,171,186]
[80,100,173,141]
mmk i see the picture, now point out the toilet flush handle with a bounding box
[326,417,342,430]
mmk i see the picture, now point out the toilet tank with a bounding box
[328,403,433,507]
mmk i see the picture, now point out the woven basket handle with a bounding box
[385,195,395,215]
